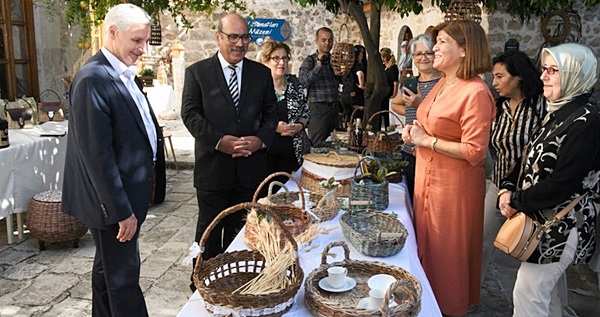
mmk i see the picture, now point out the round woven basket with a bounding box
[194,202,304,317]
[245,172,311,249]
[26,190,88,250]
[340,210,408,257]
[304,241,422,317]
[330,24,355,76]
[301,152,359,197]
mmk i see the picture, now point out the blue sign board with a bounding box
[246,18,291,45]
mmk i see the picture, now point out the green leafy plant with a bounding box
[358,166,397,184]
[138,68,156,77]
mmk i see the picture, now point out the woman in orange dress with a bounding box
[402,20,494,316]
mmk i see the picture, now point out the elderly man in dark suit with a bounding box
[181,13,277,289]
[61,4,165,316]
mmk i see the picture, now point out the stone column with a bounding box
[170,41,186,118]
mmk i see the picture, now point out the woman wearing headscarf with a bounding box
[481,50,546,284]
[498,43,600,316]
[402,20,494,316]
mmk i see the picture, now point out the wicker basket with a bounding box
[301,151,359,197]
[330,24,355,77]
[365,110,404,154]
[331,108,361,147]
[340,210,408,257]
[350,156,389,211]
[194,202,303,317]
[304,241,421,317]
[270,184,340,222]
[26,190,88,250]
[246,172,311,249]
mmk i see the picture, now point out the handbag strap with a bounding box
[543,193,588,230]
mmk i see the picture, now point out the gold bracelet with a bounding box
[497,188,510,197]
[431,137,438,152]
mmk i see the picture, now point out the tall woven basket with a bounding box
[330,23,355,76]
[194,202,303,317]
[304,241,422,317]
[246,172,311,249]
[350,156,389,211]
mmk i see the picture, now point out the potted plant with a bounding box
[350,157,395,211]
[138,68,156,87]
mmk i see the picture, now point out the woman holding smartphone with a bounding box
[391,34,442,200]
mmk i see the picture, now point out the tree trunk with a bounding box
[342,0,389,129]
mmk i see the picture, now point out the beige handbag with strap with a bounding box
[494,193,586,261]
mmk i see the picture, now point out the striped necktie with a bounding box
[228,64,239,108]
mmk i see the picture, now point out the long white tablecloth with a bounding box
[177,174,442,317]
[0,121,68,243]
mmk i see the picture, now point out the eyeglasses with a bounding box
[412,52,434,60]
[270,56,290,63]
[541,66,559,75]
[219,31,252,44]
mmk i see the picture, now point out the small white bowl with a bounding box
[367,274,396,291]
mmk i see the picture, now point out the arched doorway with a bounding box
[396,26,413,82]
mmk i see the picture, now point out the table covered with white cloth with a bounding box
[177,171,442,317]
[0,121,68,243]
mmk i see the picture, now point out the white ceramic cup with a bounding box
[368,289,385,309]
[327,266,347,288]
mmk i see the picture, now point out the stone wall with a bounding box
[33,0,600,96]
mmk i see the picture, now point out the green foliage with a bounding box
[359,165,397,183]
[37,0,248,43]
[138,67,156,77]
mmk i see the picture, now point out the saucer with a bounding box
[318,276,356,292]
[368,274,396,291]
[356,297,398,310]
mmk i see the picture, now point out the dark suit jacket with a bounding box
[62,51,166,229]
[181,54,277,191]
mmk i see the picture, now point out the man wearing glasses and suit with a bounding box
[181,13,277,291]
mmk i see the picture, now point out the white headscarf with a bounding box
[541,43,598,113]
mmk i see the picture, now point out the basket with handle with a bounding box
[270,182,340,222]
[304,241,422,317]
[245,172,312,249]
[365,110,404,154]
[330,23,355,77]
[331,107,361,146]
[194,202,304,317]
[340,209,408,257]
[38,89,64,122]
[350,156,389,211]
[301,151,360,197]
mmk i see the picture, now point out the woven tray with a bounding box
[340,210,408,257]
[304,241,421,317]
[270,185,340,222]
[194,202,303,317]
[246,172,311,249]
[350,156,389,211]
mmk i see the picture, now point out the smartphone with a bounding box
[403,77,418,95]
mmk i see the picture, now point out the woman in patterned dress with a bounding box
[498,43,599,316]
[261,41,311,187]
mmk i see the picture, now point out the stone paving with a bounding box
[1,118,599,317]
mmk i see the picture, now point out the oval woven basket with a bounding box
[330,24,355,77]
[194,202,303,317]
[365,110,404,154]
[304,241,421,317]
[270,185,340,222]
[340,210,408,257]
[246,172,311,249]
